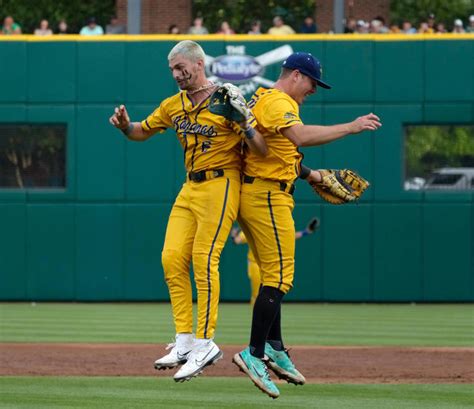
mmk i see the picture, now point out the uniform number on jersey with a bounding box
[201,140,212,153]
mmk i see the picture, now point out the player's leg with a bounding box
[233,187,294,397]
[240,189,295,354]
[155,185,196,370]
[233,186,305,396]
[247,256,261,306]
[249,190,305,384]
[174,172,240,381]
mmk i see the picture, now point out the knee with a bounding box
[162,249,189,281]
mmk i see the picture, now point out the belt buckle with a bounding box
[197,172,205,182]
[213,170,220,178]
[189,172,204,182]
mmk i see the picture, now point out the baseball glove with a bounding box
[310,169,369,205]
[208,84,249,123]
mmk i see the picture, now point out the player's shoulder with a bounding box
[151,92,184,114]
[251,87,294,107]
[163,92,184,106]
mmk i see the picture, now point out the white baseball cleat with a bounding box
[154,333,195,370]
[173,338,223,382]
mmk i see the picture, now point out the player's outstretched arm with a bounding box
[109,105,156,142]
[295,217,320,239]
[282,113,382,147]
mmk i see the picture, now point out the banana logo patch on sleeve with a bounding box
[283,112,297,120]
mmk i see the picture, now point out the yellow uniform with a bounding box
[237,231,260,305]
[238,87,303,294]
[142,90,243,339]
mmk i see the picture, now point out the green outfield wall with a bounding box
[0,35,472,302]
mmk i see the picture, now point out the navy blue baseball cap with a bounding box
[282,52,331,89]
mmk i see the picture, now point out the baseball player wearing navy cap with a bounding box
[232,52,381,398]
[282,52,331,89]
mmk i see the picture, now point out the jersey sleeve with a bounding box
[259,97,303,135]
[141,97,173,133]
[228,109,257,138]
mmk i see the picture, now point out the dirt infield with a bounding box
[1,343,473,384]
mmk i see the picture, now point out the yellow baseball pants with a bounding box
[161,169,241,339]
[247,255,261,306]
[238,178,295,294]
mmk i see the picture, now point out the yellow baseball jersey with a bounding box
[244,87,304,183]
[141,91,244,173]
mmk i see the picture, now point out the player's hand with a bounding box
[306,169,322,184]
[305,217,320,234]
[348,113,382,134]
[221,83,252,125]
[109,104,131,130]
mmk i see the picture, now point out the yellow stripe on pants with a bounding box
[247,255,261,306]
[162,170,241,339]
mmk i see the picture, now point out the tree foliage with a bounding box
[192,0,316,34]
[405,125,474,179]
[0,125,65,188]
[0,0,115,34]
[390,0,474,28]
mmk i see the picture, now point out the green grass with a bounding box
[0,377,472,409]
[1,303,473,346]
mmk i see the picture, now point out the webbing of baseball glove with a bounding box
[311,169,370,205]
[208,87,246,122]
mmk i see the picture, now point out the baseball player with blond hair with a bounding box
[109,40,267,382]
[232,52,381,398]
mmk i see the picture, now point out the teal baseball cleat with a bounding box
[264,342,306,385]
[232,347,280,399]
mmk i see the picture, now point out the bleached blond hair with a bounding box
[168,40,205,63]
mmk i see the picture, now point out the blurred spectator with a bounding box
[344,18,357,33]
[467,15,474,33]
[371,16,389,33]
[452,19,465,33]
[248,20,262,35]
[402,21,417,34]
[300,16,317,33]
[216,21,235,35]
[1,16,22,35]
[34,19,53,36]
[370,18,389,34]
[106,16,125,34]
[355,20,369,34]
[389,24,401,33]
[268,16,295,35]
[57,19,69,35]
[80,17,104,35]
[187,17,209,34]
[418,21,434,33]
[436,22,447,33]
[168,24,180,34]
[427,13,436,32]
